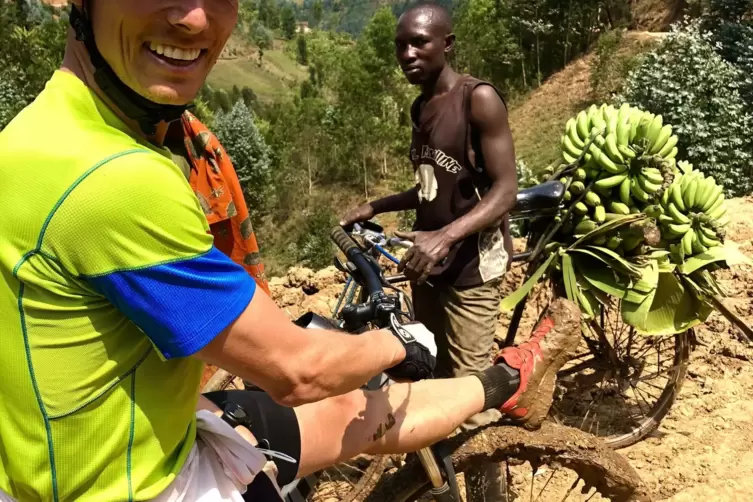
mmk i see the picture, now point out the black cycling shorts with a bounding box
[203,390,302,487]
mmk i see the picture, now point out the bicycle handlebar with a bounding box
[330,226,384,297]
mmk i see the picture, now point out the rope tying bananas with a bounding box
[504,103,752,340]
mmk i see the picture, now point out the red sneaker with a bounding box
[496,298,581,430]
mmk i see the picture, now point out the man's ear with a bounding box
[445,33,456,55]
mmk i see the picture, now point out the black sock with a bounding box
[474,362,521,411]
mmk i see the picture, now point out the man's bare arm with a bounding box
[197,291,405,407]
[341,186,420,226]
[442,85,518,243]
[396,86,518,281]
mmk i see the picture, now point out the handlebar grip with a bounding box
[330,226,359,257]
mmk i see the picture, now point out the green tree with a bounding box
[215,88,233,112]
[231,84,242,105]
[241,86,258,108]
[312,0,324,27]
[619,21,753,196]
[213,102,275,216]
[297,34,309,65]
[281,5,296,39]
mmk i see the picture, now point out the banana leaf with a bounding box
[679,243,753,275]
[621,260,660,330]
[562,253,578,304]
[573,254,652,304]
[622,267,711,336]
[500,253,558,311]
[568,246,643,280]
[567,213,645,251]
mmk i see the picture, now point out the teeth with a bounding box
[148,42,200,61]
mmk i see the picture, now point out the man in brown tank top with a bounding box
[341,4,518,499]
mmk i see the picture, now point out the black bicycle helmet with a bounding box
[69,1,190,135]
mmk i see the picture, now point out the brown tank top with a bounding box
[410,75,513,288]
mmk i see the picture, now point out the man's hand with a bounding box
[340,203,375,227]
[385,315,437,381]
[395,229,453,284]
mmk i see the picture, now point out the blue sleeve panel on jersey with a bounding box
[86,246,256,359]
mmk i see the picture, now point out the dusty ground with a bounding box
[236,197,753,501]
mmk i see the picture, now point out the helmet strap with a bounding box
[69,3,190,136]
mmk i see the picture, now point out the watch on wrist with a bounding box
[220,401,253,429]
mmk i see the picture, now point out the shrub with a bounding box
[213,102,275,217]
[295,206,336,270]
[618,21,753,196]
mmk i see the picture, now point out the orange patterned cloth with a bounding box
[180,111,270,295]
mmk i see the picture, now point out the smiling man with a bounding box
[0,1,577,501]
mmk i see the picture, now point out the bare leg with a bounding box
[293,376,485,478]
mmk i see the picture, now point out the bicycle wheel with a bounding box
[551,300,690,449]
[363,422,651,502]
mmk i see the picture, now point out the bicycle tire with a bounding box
[362,422,651,502]
[551,301,690,450]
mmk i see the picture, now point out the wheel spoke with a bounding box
[557,477,580,502]
[535,469,557,501]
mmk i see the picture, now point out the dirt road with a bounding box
[268,197,753,501]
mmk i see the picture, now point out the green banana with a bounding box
[629,109,643,141]
[617,144,636,160]
[619,176,633,206]
[697,229,720,248]
[570,181,586,194]
[609,201,631,215]
[691,230,707,254]
[694,177,715,210]
[646,114,664,147]
[604,133,625,163]
[709,202,727,220]
[670,183,686,211]
[658,214,676,225]
[623,235,643,252]
[631,178,651,203]
[564,190,572,202]
[684,177,699,209]
[574,202,589,215]
[593,205,606,223]
[699,224,718,240]
[617,103,631,124]
[649,124,673,154]
[637,173,662,195]
[594,149,627,174]
[681,229,694,255]
[563,151,578,164]
[666,146,679,160]
[576,111,589,140]
[635,112,653,142]
[607,110,619,136]
[607,235,623,250]
[562,134,583,158]
[661,187,670,206]
[567,120,586,149]
[587,104,599,125]
[584,191,602,207]
[667,202,691,224]
[574,168,587,181]
[591,116,608,135]
[641,167,664,185]
[645,204,663,218]
[668,222,691,235]
[594,172,628,189]
[657,134,678,158]
[703,188,724,213]
[575,220,599,234]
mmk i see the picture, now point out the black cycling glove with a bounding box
[384,314,437,381]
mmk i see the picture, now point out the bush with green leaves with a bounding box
[618,21,753,197]
[295,206,336,270]
[213,102,275,218]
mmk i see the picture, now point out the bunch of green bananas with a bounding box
[561,103,679,175]
[658,161,729,260]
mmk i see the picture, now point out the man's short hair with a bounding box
[400,2,454,35]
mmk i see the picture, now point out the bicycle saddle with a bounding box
[513,180,565,213]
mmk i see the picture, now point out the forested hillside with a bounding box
[2,0,752,275]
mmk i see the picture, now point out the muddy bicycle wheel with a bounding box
[363,422,651,502]
[551,300,690,449]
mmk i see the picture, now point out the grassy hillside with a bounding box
[508,32,663,171]
[208,36,307,102]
